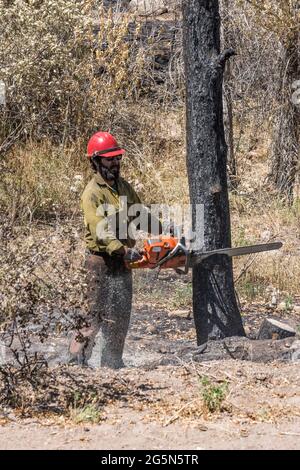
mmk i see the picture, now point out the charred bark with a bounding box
[182,0,245,345]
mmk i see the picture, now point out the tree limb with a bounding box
[217,48,236,68]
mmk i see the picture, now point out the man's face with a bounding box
[99,155,122,181]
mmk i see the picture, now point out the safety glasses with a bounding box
[103,155,123,162]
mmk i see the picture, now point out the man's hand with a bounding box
[114,245,126,256]
[114,246,145,261]
[123,248,144,262]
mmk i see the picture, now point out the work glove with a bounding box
[123,248,144,262]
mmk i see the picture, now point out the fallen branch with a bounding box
[163,399,200,427]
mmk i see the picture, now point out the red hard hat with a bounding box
[87,131,125,158]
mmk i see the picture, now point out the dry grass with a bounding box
[0,141,88,222]
[230,157,300,298]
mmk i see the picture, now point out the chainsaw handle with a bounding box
[123,248,144,263]
[125,253,149,269]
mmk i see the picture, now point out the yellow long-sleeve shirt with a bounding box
[81,173,160,255]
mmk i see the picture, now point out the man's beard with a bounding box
[100,164,120,181]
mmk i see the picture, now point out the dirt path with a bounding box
[1,415,300,450]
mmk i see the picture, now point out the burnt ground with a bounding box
[0,271,300,449]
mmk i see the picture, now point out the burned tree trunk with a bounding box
[182,0,245,345]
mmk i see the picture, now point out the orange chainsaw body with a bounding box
[127,237,186,270]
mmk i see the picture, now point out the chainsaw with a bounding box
[126,236,282,274]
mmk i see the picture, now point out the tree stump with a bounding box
[190,336,297,363]
[257,319,296,340]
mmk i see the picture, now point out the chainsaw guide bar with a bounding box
[126,237,283,274]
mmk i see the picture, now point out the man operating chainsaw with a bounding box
[68,131,162,368]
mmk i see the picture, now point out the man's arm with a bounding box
[129,186,163,236]
[81,191,125,256]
